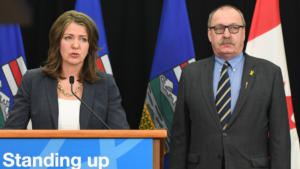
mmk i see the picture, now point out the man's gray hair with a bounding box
[207,5,246,27]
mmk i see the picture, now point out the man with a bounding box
[169,5,290,169]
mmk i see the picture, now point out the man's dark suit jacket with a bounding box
[169,53,291,169]
[3,68,130,129]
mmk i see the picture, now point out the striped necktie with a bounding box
[216,61,231,130]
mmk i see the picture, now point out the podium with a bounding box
[0,130,167,169]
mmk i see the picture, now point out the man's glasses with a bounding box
[208,25,244,34]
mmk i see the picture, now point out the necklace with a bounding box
[57,79,82,97]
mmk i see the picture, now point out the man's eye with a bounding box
[215,27,223,30]
[231,26,239,30]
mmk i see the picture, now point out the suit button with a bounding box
[223,133,227,137]
[217,155,222,159]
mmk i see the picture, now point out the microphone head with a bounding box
[69,76,74,84]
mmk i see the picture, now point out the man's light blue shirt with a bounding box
[213,52,245,114]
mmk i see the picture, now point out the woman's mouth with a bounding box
[70,53,79,57]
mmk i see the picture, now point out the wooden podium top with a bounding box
[0,129,167,138]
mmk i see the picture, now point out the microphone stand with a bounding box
[70,77,111,130]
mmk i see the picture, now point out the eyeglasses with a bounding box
[208,25,244,34]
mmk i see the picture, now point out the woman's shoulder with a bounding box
[25,67,43,74]
[96,70,114,81]
[93,70,117,88]
[23,68,44,77]
[23,68,49,81]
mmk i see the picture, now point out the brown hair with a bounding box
[42,10,100,83]
[207,5,246,27]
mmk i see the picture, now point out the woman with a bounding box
[4,10,130,129]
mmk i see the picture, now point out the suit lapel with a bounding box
[45,77,59,129]
[201,56,223,130]
[79,81,96,129]
[228,54,256,127]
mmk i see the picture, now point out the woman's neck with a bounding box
[61,65,82,79]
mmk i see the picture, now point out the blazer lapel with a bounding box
[201,56,223,130]
[45,77,59,129]
[80,81,96,129]
[228,54,256,127]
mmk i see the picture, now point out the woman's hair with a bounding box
[42,10,101,83]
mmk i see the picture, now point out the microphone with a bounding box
[69,76,111,129]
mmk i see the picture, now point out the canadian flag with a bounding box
[245,0,300,168]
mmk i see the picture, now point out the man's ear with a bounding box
[243,27,246,41]
[208,29,212,42]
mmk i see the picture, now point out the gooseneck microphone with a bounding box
[69,76,111,129]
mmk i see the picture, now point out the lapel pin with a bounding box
[249,70,254,76]
[245,82,248,89]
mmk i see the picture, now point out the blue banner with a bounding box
[0,24,27,128]
[75,0,109,57]
[139,0,195,168]
[75,0,113,74]
[0,138,152,169]
[149,0,195,80]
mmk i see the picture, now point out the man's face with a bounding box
[208,8,245,60]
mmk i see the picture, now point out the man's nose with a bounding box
[223,27,231,37]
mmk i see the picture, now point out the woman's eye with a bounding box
[65,36,71,40]
[81,38,87,42]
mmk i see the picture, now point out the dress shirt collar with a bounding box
[214,52,244,69]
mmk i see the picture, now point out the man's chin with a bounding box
[216,52,237,60]
[219,50,234,56]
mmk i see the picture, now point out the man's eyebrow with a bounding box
[214,23,240,26]
[229,23,240,25]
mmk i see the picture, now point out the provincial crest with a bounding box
[0,80,10,128]
[139,58,195,153]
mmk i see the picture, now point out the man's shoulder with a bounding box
[183,56,213,71]
[245,54,280,71]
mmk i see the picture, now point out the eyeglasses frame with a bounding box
[208,25,245,34]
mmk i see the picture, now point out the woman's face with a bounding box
[60,22,89,68]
